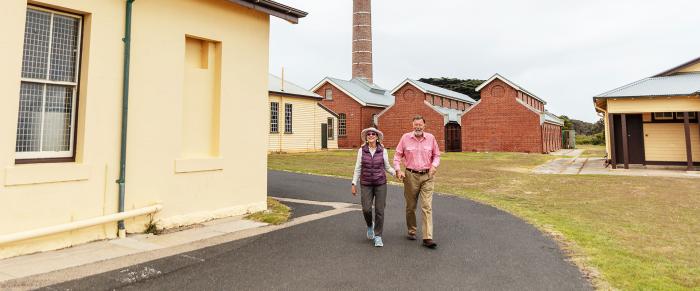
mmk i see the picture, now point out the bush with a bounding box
[576,133,605,145]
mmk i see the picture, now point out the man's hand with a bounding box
[351,184,357,196]
[428,166,437,179]
[397,170,405,181]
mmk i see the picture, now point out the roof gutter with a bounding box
[228,0,308,23]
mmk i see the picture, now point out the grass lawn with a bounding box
[245,198,291,225]
[269,149,700,290]
[577,144,607,159]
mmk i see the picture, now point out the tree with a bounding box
[418,77,485,101]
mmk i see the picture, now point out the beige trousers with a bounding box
[403,171,434,239]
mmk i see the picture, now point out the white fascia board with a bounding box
[475,73,546,104]
[311,78,368,107]
[389,79,427,96]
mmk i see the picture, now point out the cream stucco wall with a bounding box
[607,96,700,113]
[643,123,700,162]
[268,94,338,152]
[599,97,700,163]
[0,0,270,259]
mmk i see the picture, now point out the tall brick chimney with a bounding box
[352,0,373,83]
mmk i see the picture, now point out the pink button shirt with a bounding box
[393,132,441,171]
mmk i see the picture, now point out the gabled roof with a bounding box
[429,104,464,123]
[269,74,321,99]
[653,56,700,77]
[228,0,307,24]
[475,73,547,104]
[594,73,700,98]
[391,79,476,104]
[311,77,394,107]
[543,111,564,126]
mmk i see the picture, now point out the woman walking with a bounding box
[352,128,396,247]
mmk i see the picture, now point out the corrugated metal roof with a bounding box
[431,106,464,123]
[325,77,394,107]
[229,0,307,23]
[595,73,700,98]
[269,74,321,98]
[407,79,476,104]
[543,111,564,126]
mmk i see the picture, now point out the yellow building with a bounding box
[0,0,306,259]
[594,56,700,170]
[268,74,338,152]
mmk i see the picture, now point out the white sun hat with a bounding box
[360,127,384,143]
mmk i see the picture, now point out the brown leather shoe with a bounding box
[407,233,417,240]
[422,239,437,249]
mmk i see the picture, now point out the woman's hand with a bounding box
[351,184,357,196]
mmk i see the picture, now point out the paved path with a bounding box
[45,171,591,290]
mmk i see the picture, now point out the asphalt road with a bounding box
[45,170,591,290]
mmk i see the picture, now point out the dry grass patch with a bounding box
[245,198,291,225]
[269,150,700,290]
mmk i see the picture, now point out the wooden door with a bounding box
[445,122,461,152]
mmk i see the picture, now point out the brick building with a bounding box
[461,74,563,153]
[375,79,475,152]
[312,77,393,148]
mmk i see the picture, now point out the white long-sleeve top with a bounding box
[352,147,396,186]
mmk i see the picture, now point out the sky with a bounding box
[269,0,700,122]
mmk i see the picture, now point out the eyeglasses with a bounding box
[366,132,377,136]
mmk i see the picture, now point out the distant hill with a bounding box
[418,77,485,101]
[559,115,604,135]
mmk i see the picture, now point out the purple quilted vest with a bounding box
[360,144,387,186]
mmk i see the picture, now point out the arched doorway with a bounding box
[445,122,461,152]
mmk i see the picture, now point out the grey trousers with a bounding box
[360,184,387,237]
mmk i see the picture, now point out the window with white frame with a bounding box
[327,117,334,140]
[653,112,674,120]
[270,102,279,133]
[325,88,333,100]
[675,112,697,120]
[338,113,346,136]
[284,103,293,133]
[16,7,82,160]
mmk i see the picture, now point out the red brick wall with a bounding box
[461,79,543,153]
[542,123,562,152]
[376,83,447,151]
[316,81,384,148]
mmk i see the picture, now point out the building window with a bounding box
[338,113,346,137]
[325,88,333,100]
[16,7,82,160]
[327,117,334,140]
[432,96,436,105]
[270,102,279,133]
[653,112,674,120]
[284,103,293,133]
[675,112,698,120]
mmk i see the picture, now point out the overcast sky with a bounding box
[269,0,699,122]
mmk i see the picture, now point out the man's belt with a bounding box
[406,168,429,175]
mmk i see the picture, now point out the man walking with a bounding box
[394,115,440,249]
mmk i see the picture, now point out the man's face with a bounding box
[412,119,425,136]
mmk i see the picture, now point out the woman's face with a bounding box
[367,132,378,143]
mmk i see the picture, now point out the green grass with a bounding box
[578,144,607,159]
[269,150,700,290]
[245,198,292,225]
